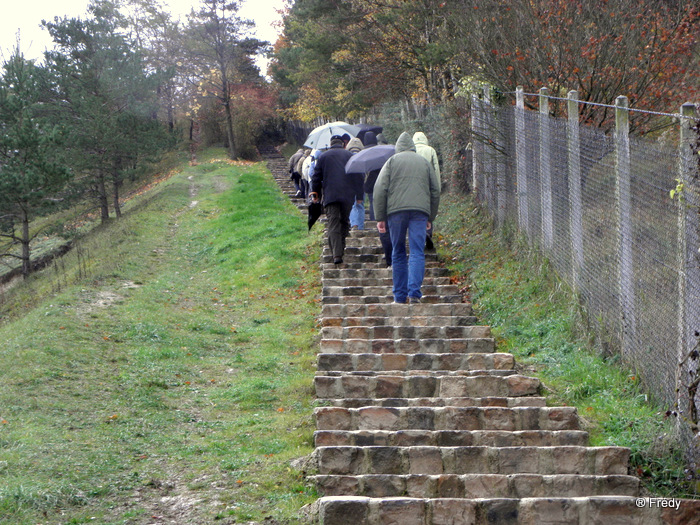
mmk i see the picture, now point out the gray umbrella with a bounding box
[344,144,395,174]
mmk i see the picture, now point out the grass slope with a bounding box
[0,148,323,524]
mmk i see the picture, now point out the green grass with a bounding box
[434,191,697,499]
[0,148,324,524]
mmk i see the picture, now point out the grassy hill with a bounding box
[0,148,323,524]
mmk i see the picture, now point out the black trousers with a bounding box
[325,201,352,260]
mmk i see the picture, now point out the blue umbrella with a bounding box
[345,144,396,174]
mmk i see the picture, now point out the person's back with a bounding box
[310,135,363,265]
[374,132,440,303]
[311,139,358,206]
[374,133,439,221]
[412,132,441,192]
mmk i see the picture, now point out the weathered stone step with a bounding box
[314,429,588,447]
[312,446,630,476]
[324,396,548,409]
[315,373,540,399]
[315,495,700,525]
[313,473,639,499]
[314,406,580,432]
[320,325,491,341]
[316,352,511,372]
[319,337,495,354]
[321,315,479,328]
[322,293,464,305]
[321,261,442,270]
[323,267,450,279]
[323,276,452,287]
[321,303,474,318]
[322,284,459,298]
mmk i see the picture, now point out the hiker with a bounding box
[301,149,316,202]
[374,132,440,304]
[346,137,365,230]
[413,131,441,249]
[288,147,305,197]
[295,148,311,199]
[310,135,363,265]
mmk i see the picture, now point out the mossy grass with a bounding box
[0,148,324,523]
[435,191,697,499]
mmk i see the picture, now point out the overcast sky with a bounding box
[0,0,286,71]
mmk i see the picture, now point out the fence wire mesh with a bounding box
[472,95,700,466]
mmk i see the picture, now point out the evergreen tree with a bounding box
[0,50,70,277]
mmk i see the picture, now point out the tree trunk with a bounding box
[112,157,123,219]
[224,99,236,160]
[97,171,110,223]
[21,208,31,279]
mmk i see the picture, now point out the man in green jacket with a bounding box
[374,132,440,304]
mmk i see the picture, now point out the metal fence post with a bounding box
[515,86,529,237]
[615,96,636,357]
[677,102,700,433]
[567,91,584,289]
[539,87,554,250]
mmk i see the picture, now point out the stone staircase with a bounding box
[262,145,700,525]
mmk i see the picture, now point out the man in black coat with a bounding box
[310,135,363,264]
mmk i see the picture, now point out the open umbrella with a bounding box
[304,121,361,149]
[345,144,396,174]
[356,124,383,144]
[307,200,324,231]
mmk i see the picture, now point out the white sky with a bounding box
[0,0,286,72]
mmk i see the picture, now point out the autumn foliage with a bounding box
[273,0,699,128]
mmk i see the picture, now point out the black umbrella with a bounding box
[307,201,324,230]
[356,124,383,144]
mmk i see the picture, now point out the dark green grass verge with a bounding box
[435,191,697,499]
[0,148,324,524]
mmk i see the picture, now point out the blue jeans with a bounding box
[349,201,365,230]
[387,211,428,303]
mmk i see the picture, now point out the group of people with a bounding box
[294,129,441,305]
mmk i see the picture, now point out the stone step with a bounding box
[319,337,496,354]
[324,397,548,409]
[321,303,474,318]
[314,429,589,447]
[322,284,459,298]
[323,276,452,287]
[323,267,450,279]
[315,373,540,399]
[314,406,580,432]
[321,261,442,270]
[320,325,492,341]
[315,496,699,525]
[316,352,511,372]
[313,473,639,499]
[312,446,630,476]
[321,315,480,328]
[321,293,464,305]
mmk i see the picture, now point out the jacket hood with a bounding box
[363,131,378,147]
[346,137,364,153]
[395,132,415,153]
[412,132,429,146]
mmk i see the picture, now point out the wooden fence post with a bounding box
[567,91,584,289]
[677,102,700,430]
[515,86,529,237]
[471,92,482,201]
[615,96,636,357]
[539,87,554,250]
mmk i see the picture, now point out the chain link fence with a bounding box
[472,91,700,466]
